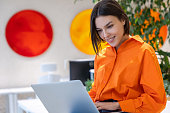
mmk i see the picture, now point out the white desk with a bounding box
[18,99,48,113]
[0,87,34,113]
[17,100,170,113]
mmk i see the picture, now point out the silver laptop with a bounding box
[31,80,99,113]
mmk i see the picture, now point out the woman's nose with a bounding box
[103,30,109,39]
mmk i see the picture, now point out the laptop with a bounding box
[31,80,100,113]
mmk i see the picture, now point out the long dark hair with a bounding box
[90,0,130,54]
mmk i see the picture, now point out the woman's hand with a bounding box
[94,101,120,111]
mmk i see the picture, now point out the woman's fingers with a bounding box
[95,101,101,109]
[94,102,120,110]
[95,102,104,110]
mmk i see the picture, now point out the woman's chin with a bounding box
[108,43,116,48]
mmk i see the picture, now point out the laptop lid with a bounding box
[31,80,99,113]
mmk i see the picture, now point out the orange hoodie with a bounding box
[88,35,167,113]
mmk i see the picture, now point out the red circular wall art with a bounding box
[6,10,53,57]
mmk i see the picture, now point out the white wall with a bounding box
[0,0,95,88]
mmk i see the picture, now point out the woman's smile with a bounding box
[106,36,116,43]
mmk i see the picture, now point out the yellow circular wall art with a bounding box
[70,9,106,55]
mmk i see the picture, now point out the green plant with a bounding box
[157,49,170,95]
[85,79,94,91]
[78,0,170,95]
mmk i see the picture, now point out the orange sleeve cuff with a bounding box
[119,99,136,112]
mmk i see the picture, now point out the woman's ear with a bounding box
[122,20,125,25]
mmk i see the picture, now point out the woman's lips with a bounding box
[106,36,115,43]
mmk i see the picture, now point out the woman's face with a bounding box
[95,15,126,49]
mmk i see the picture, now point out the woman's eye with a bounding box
[107,25,113,28]
[97,30,102,33]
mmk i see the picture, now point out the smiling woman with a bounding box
[88,0,167,113]
[5,10,53,57]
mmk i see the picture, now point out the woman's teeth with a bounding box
[107,36,115,42]
[108,38,113,41]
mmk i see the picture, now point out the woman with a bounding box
[88,0,167,113]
